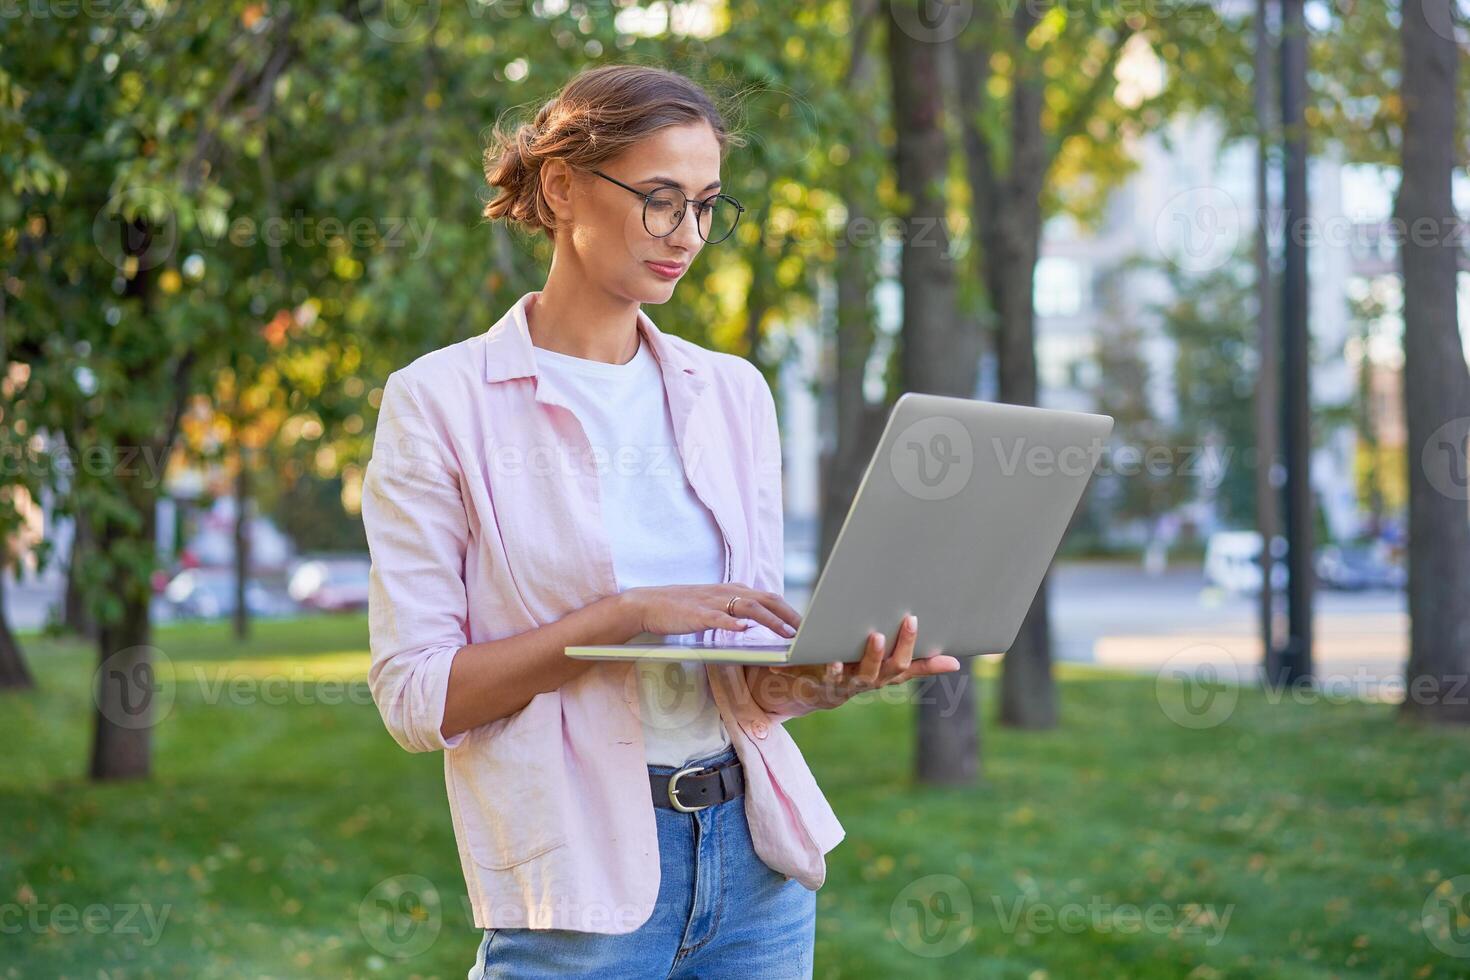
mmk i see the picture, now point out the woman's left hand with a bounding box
[747,613,963,716]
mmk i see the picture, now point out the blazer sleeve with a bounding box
[360,370,471,753]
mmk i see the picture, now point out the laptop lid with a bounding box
[774,392,1113,665]
[567,393,1113,667]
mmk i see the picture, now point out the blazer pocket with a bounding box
[446,712,569,870]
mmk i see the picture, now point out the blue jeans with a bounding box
[467,744,817,978]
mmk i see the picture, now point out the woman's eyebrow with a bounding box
[638,175,722,193]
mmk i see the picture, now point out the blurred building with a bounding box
[781,111,1464,566]
[1029,112,1364,543]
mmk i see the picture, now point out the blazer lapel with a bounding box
[635,312,736,588]
[478,295,620,619]
[478,293,746,618]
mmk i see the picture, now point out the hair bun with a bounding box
[482,64,733,241]
[481,117,545,232]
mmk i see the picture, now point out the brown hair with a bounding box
[482,64,742,239]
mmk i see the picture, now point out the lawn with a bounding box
[2,615,1467,978]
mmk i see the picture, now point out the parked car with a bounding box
[288,556,372,612]
[1203,531,1286,593]
[160,567,298,620]
[180,500,295,573]
[1316,544,1406,591]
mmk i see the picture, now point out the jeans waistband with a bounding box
[646,743,738,776]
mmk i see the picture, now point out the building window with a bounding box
[1034,256,1089,318]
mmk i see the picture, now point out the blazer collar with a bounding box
[483,291,705,390]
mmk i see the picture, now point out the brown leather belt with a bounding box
[649,758,745,812]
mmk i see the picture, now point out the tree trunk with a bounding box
[1253,0,1282,664]
[1275,0,1315,686]
[90,213,176,781]
[88,571,156,780]
[820,0,887,569]
[989,185,1053,726]
[0,570,35,690]
[63,502,96,638]
[819,186,888,567]
[1396,0,1470,726]
[887,0,980,784]
[997,578,1055,727]
[956,4,1056,729]
[89,468,160,781]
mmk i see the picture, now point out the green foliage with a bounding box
[5,0,1447,629]
[274,471,368,554]
[1137,250,1262,527]
[1,2,865,625]
[964,2,1252,230]
[1343,281,1409,523]
[1089,314,1191,534]
[1305,0,1470,166]
[1154,254,1261,525]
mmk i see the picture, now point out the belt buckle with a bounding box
[667,763,713,812]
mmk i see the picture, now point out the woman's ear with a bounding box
[540,158,575,229]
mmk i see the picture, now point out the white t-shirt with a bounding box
[532,332,732,767]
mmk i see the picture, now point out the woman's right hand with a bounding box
[623,583,801,639]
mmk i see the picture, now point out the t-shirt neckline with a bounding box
[532,333,652,379]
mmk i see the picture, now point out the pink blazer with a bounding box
[361,291,845,934]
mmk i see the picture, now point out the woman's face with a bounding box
[546,121,723,305]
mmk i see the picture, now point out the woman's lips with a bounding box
[645,260,686,280]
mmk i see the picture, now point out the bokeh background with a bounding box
[3,1,1469,977]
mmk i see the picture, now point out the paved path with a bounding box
[785,559,1409,700]
[9,557,1410,701]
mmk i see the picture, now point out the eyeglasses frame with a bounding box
[587,167,745,245]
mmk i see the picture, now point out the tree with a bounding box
[1153,255,1261,526]
[0,55,67,691]
[953,2,1246,727]
[885,0,981,784]
[1088,314,1185,543]
[6,5,366,776]
[1395,0,1470,726]
[6,2,867,776]
[819,0,889,571]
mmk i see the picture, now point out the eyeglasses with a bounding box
[588,168,745,245]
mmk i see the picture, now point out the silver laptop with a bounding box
[566,392,1115,666]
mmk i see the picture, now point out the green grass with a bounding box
[2,616,1468,978]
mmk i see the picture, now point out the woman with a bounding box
[360,63,962,979]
